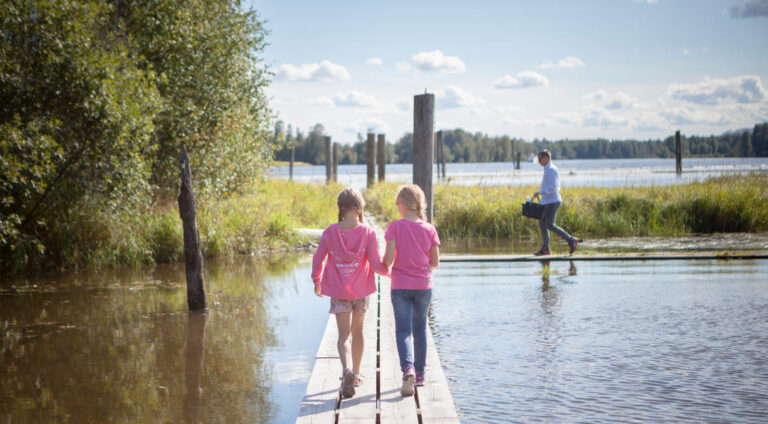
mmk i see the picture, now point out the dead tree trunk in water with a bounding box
[178,147,206,311]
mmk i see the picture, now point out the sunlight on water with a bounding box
[270,158,768,190]
[431,259,768,423]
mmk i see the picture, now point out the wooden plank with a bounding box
[296,357,340,424]
[441,252,768,263]
[378,278,420,424]
[338,305,378,419]
[417,326,459,423]
[298,311,340,423]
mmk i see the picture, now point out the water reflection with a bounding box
[0,255,325,423]
[183,311,206,424]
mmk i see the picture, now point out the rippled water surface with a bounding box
[431,259,768,423]
[0,256,326,423]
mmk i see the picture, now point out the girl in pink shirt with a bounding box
[311,188,389,398]
[382,184,440,396]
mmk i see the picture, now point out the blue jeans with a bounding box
[391,289,432,373]
[540,201,573,250]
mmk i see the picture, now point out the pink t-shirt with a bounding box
[311,224,389,300]
[385,219,440,290]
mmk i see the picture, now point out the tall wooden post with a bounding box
[366,133,376,188]
[516,151,521,170]
[377,134,386,182]
[178,147,206,311]
[332,142,339,182]
[436,131,445,179]
[413,93,434,222]
[675,130,682,174]
[324,136,332,183]
[289,146,294,180]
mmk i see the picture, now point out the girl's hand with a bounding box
[314,283,323,297]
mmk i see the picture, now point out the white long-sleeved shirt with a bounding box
[539,162,562,205]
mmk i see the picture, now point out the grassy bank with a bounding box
[9,180,341,272]
[365,174,768,239]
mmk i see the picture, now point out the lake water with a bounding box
[0,256,328,423]
[270,157,768,190]
[431,259,768,423]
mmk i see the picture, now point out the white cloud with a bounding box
[435,86,484,109]
[730,0,768,18]
[309,97,334,106]
[276,60,351,82]
[605,92,639,110]
[494,71,549,89]
[365,57,383,66]
[540,56,585,69]
[669,75,767,105]
[495,105,527,114]
[333,91,379,108]
[408,50,466,73]
[583,90,609,101]
[396,99,411,111]
[582,109,629,128]
[659,106,731,126]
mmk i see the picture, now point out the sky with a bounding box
[247,0,768,144]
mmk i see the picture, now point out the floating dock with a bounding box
[297,218,459,423]
[440,251,768,263]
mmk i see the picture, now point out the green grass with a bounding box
[365,174,768,239]
[9,180,342,272]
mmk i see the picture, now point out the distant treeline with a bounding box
[273,122,768,164]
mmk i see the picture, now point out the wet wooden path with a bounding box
[297,217,459,424]
[441,251,768,263]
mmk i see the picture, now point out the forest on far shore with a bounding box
[273,121,768,165]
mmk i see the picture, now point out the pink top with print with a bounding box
[311,224,389,300]
[385,219,440,290]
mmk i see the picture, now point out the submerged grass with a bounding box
[365,174,768,239]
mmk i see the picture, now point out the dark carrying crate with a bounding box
[522,201,543,219]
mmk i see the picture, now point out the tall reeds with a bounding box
[365,174,768,239]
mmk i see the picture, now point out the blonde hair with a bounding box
[396,184,426,220]
[538,149,551,160]
[337,187,365,223]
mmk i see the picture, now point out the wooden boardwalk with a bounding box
[297,218,459,424]
[441,251,768,263]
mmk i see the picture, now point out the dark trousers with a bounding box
[540,201,573,250]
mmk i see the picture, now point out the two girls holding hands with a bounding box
[312,184,439,398]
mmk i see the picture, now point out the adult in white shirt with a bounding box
[532,150,581,256]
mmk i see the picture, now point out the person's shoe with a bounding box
[415,372,425,387]
[569,239,582,256]
[533,249,550,256]
[401,366,415,396]
[342,368,356,398]
[354,374,363,387]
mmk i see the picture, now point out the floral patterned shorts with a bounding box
[329,296,370,314]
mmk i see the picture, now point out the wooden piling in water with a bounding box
[675,130,682,174]
[413,93,435,222]
[325,136,332,183]
[377,134,386,182]
[436,130,446,179]
[366,133,376,188]
[178,147,206,311]
[332,142,339,182]
[516,151,521,170]
[289,146,294,181]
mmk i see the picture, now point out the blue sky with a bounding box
[247,0,768,143]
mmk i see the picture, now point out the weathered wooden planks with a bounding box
[298,213,459,423]
[441,251,768,263]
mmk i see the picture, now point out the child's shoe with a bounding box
[401,366,415,396]
[415,371,425,387]
[342,368,356,398]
